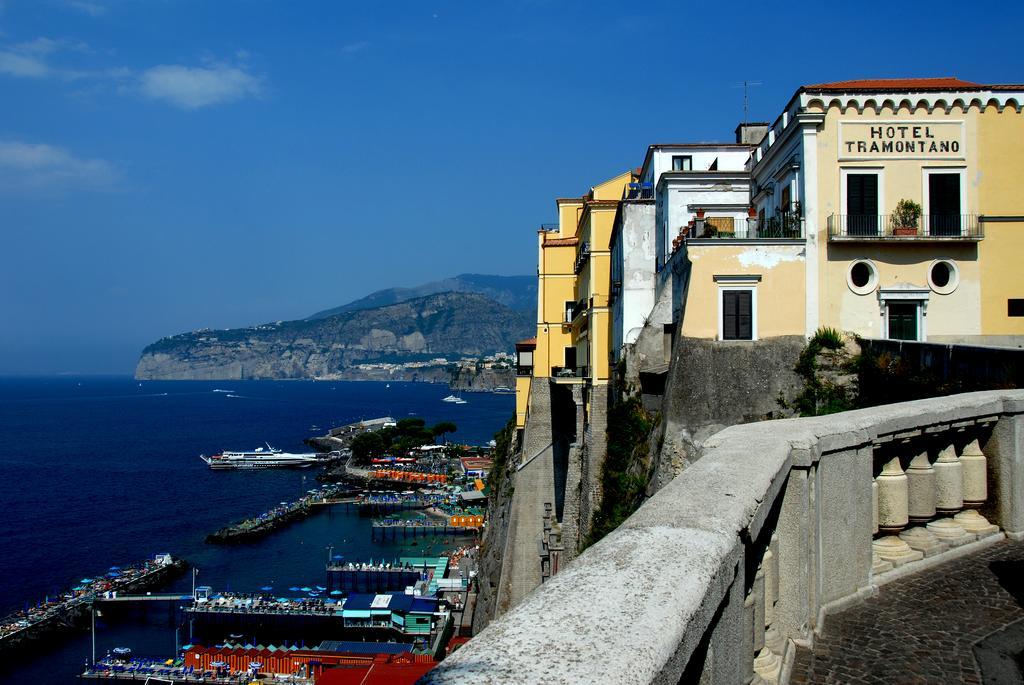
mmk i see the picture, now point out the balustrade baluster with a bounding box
[900,445,947,556]
[753,551,781,683]
[873,455,923,567]
[906,447,936,522]
[927,441,975,546]
[954,438,999,537]
[934,443,963,513]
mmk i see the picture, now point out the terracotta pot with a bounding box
[893,226,918,236]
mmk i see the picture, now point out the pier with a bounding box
[0,555,186,654]
[206,485,357,544]
[370,520,479,542]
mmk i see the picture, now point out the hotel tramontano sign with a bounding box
[838,120,965,160]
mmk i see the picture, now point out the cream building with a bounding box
[748,77,1024,345]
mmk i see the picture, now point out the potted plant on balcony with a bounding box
[891,199,922,236]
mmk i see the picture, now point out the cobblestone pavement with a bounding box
[791,538,1024,684]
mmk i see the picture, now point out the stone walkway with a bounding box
[791,538,1024,684]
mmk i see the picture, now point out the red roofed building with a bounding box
[738,76,1024,349]
[316,655,436,685]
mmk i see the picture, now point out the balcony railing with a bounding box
[539,222,559,232]
[689,213,805,240]
[623,182,654,200]
[551,365,587,379]
[573,242,591,274]
[828,214,983,240]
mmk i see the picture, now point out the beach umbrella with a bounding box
[288,586,300,592]
[300,586,312,592]
[332,554,344,561]
[260,586,273,591]
[315,585,326,591]
[109,566,120,571]
[81,578,93,583]
[329,590,343,596]
[277,597,289,603]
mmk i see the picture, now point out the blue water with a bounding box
[0,376,512,683]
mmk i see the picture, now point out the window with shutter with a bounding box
[847,173,879,236]
[722,290,754,340]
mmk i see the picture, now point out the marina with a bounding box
[0,378,511,683]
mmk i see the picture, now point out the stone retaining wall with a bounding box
[423,390,1024,685]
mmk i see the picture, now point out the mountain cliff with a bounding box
[135,292,533,381]
[306,274,536,320]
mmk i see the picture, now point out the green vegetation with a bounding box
[891,198,922,230]
[788,327,857,417]
[350,416,454,464]
[586,398,657,547]
[487,415,516,499]
[431,421,458,442]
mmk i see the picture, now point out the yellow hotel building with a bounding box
[515,172,631,431]
[569,171,633,387]
[738,77,1024,345]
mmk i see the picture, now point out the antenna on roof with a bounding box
[733,80,763,123]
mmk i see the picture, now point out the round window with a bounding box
[928,260,959,294]
[847,260,877,295]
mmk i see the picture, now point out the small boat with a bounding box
[441,394,460,402]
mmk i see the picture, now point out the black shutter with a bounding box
[848,174,864,214]
[737,291,752,340]
[723,292,738,340]
[847,174,878,236]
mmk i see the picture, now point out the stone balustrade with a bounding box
[421,390,1024,685]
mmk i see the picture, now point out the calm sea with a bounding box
[0,376,512,684]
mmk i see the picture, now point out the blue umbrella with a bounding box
[276,598,289,603]
[300,586,312,592]
[109,566,121,571]
[315,585,326,591]
[289,586,300,592]
[329,590,343,596]
[260,586,273,592]
[332,555,344,560]
[80,578,93,583]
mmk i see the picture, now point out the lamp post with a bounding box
[90,604,99,666]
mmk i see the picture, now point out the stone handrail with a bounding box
[422,390,1024,684]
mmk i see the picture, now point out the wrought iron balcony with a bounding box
[573,242,591,274]
[827,214,983,240]
[688,212,804,240]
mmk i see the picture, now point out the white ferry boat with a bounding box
[200,444,320,470]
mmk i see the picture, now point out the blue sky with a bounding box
[1,0,1021,374]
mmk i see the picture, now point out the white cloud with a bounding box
[64,1,108,17]
[139,63,262,109]
[0,36,93,78]
[0,140,119,191]
[341,41,369,54]
[0,49,48,77]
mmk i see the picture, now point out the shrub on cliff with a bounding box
[586,398,656,547]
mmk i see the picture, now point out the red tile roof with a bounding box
[543,237,578,247]
[516,337,536,347]
[802,77,983,92]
